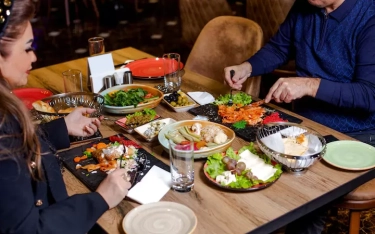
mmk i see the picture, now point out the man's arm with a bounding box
[315,17,375,112]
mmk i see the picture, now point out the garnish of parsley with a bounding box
[232,120,247,130]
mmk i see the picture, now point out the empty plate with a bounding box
[323,140,375,171]
[123,201,197,234]
[12,88,53,109]
[125,58,184,79]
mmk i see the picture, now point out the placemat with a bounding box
[59,134,169,191]
[188,104,303,142]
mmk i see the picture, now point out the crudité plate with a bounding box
[12,88,53,109]
[122,201,197,234]
[323,140,375,171]
[204,144,282,191]
[125,58,184,79]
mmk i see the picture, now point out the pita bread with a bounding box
[282,135,308,156]
[32,100,56,113]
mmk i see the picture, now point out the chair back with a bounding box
[179,0,232,48]
[185,16,263,97]
[246,0,295,44]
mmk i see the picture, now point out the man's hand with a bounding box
[224,62,252,90]
[265,77,321,103]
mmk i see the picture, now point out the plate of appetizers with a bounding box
[115,108,161,134]
[203,144,282,191]
[158,120,235,158]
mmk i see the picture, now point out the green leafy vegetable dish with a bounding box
[104,88,159,107]
[124,108,158,128]
[204,143,282,190]
[213,92,252,106]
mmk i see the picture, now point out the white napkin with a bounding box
[127,166,171,204]
[187,92,215,105]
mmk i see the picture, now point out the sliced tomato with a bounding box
[144,93,153,99]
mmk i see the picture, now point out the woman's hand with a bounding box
[224,62,252,90]
[96,169,132,209]
[64,108,103,137]
[265,77,321,103]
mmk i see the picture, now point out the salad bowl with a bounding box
[100,84,163,114]
[158,120,235,159]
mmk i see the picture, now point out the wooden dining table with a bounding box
[26,47,375,234]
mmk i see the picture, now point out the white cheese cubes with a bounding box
[216,171,236,185]
[238,150,277,181]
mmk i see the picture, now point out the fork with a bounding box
[228,70,235,106]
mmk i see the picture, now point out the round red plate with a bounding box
[125,58,184,79]
[12,88,53,110]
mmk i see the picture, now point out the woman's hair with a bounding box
[0,0,42,180]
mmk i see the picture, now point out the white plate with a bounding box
[123,201,197,234]
[134,118,177,141]
[163,92,197,113]
[100,84,163,114]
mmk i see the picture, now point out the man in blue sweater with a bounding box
[225,0,375,233]
[225,0,375,146]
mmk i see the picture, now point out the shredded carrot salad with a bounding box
[218,104,266,125]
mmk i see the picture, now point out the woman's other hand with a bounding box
[64,108,103,137]
[96,169,132,209]
[224,62,252,90]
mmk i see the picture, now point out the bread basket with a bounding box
[256,122,327,175]
[32,92,104,123]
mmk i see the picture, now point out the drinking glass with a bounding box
[88,37,105,56]
[163,53,181,92]
[62,69,83,93]
[169,139,194,192]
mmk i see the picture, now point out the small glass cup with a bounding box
[169,139,194,192]
[62,69,83,93]
[88,37,105,56]
[163,53,181,93]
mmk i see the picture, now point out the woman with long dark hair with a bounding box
[0,1,131,233]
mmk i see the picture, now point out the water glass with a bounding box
[169,139,194,192]
[88,37,105,56]
[62,69,83,93]
[163,53,181,92]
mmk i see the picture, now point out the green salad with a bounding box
[205,143,282,189]
[104,88,159,107]
[213,92,252,106]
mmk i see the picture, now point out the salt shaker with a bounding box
[123,71,133,84]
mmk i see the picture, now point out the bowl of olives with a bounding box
[163,91,197,113]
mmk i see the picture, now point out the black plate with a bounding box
[59,134,170,191]
[188,104,303,142]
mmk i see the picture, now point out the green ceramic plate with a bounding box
[323,140,375,171]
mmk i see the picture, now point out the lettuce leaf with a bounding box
[225,147,239,160]
[228,175,253,189]
[205,153,225,179]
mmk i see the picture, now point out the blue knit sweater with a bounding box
[248,0,375,133]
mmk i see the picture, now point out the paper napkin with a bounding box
[127,166,171,204]
[187,92,215,105]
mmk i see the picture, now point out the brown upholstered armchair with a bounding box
[185,16,263,97]
[246,0,296,77]
[179,0,232,48]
